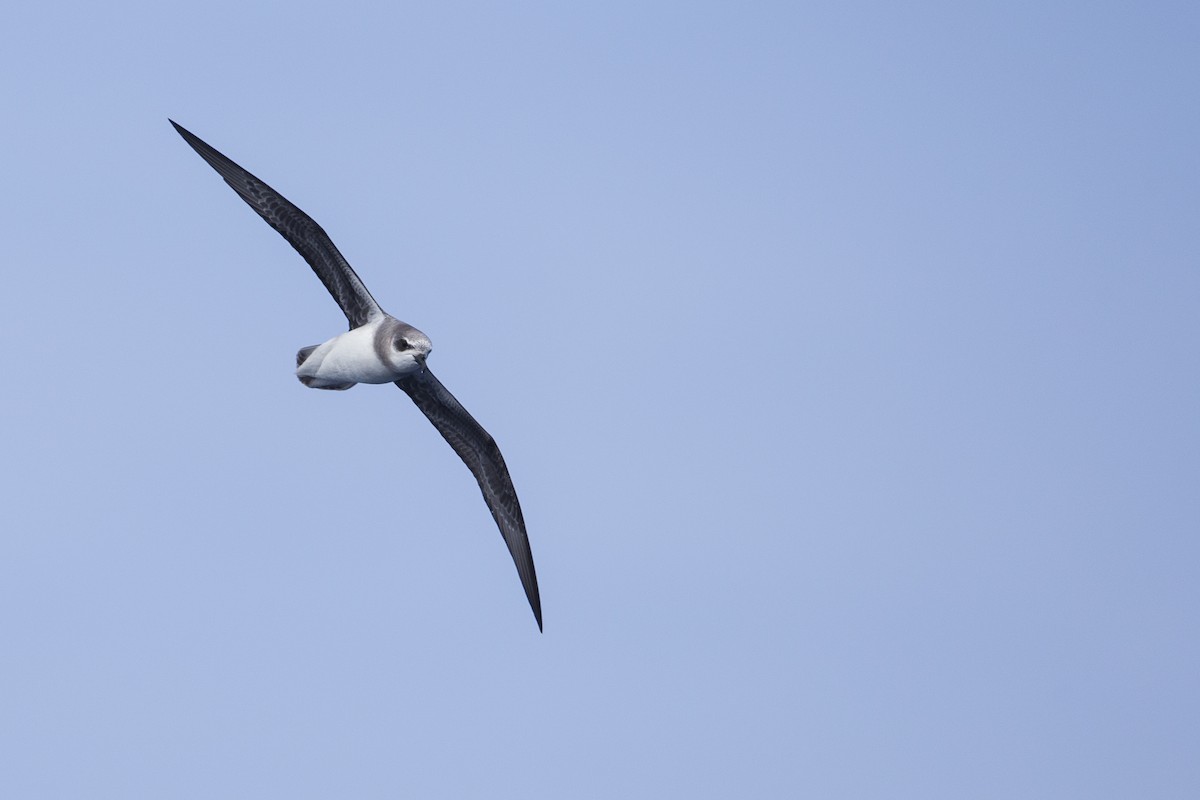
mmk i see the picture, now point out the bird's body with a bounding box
[296,316,431,390]
[171,120,542,630]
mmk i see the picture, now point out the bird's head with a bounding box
[381,318,432,375]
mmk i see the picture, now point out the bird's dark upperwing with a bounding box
[171,120,383,329]
[396,368,542,631]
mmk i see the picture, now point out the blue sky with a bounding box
[2,2,1198,797]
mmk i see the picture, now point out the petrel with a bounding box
[171,120,542,631]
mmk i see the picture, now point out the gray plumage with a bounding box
[171,119,542,631]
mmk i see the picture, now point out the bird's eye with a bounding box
[394,338,412,351]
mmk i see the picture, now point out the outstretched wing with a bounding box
[396,368,542,631]
[171,120,383,329]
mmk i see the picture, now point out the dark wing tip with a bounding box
[169,119,198,145]
[529,552,543,631]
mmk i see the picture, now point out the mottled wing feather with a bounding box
[396,369,542,631]
[171,120,383,329]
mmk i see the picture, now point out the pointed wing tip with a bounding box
[522,570,543,633]
[169,119,203,150]
[525,570,543,633]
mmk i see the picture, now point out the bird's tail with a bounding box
[296,344,320,367]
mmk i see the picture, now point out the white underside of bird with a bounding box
[296,316,432,390]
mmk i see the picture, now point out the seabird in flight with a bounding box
[170,120,542,631]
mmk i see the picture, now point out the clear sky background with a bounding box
[2,2,1197,797]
